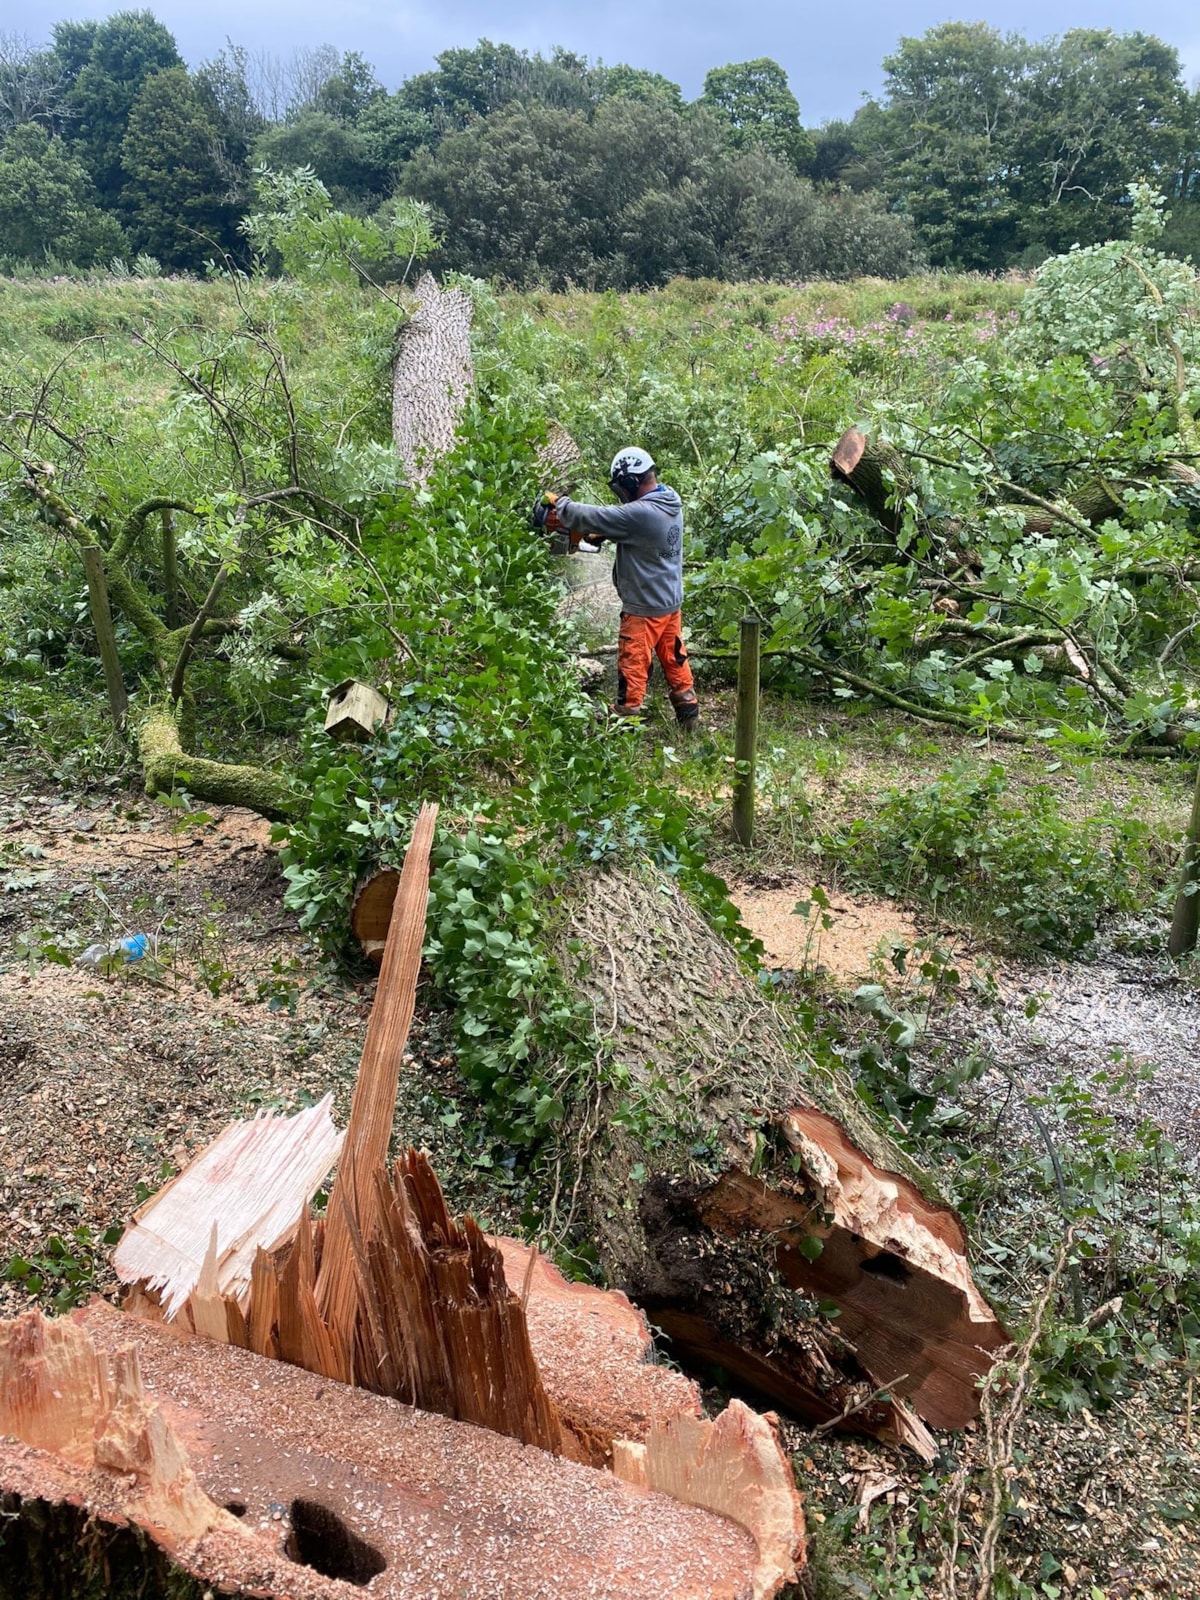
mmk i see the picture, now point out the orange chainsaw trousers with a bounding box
[616,611,698,723]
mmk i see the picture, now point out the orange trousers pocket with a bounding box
[616,611,696,709]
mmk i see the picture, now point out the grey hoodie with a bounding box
[553,485,684,617]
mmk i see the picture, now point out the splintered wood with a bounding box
[315,800,438,1365]
[112,1095,342,1320]
[364,1151,561,1449]
[114,802,559,1450]
[0,1310,235,1544]
[110,802,806,1596]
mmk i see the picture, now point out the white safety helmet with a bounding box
[609,446,656,498]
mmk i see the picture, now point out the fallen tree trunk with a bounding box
[561,868,1007,1455]
[391,271,475,481]
[352,863,1007,1456]
[831,427,915,536]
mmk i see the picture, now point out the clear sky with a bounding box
[17,0,1200,124]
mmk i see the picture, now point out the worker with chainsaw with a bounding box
[537,448,700,728]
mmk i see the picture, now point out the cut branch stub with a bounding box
[830,426,915,536]
[351,865,400,963]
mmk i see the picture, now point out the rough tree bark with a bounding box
[392,271,475,481]
[558,867,1008,1454]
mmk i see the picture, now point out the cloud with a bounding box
[17,0,1200,124]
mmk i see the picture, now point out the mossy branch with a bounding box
[138,709,300,820]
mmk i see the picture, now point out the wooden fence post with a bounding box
[732,616,760,847]
[1168,760,1200,956]
[80,545,128,729]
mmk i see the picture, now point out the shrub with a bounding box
[819,761,1148,949]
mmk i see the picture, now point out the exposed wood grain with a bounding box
[613,1399,806,1600]
[359,1151,562,1451]
[315,801,437,1348]
[113,1097,342,1318]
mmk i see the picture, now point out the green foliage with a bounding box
[423,828,588,1141]
[397,39,597,129]
[0,121,126,266]
[860,23,1193,269]
[1030,1096,1200,1410]
[275,401,748,1144]
[120,65,238,270]
[403,99,921,288]
[242,164,437,285]
[820,762,1149,950]
[7,19,1200,283]
[65,8,182,200]
[700,57,813,171]
[1015,185,1200,412]
[3,1222,122,1313]
[252,112,380,208]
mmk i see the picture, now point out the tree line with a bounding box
[2,12,1199,284]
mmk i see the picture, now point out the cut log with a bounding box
[495,1237,705,1465]
[113,803,806,1594]
[492,1250,805,1596]
[350,863,400,963]
[391,271,474,481]
[0,1302,763,1600]
[560,867,1006,1452]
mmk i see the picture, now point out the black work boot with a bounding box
[671,690,700,729]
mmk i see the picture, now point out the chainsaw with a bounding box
[530,491,602,556]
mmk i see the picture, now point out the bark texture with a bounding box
[559,866,1007,1452]
[392,271,475,480]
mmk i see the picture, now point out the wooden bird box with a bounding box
[324,679,389,743]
